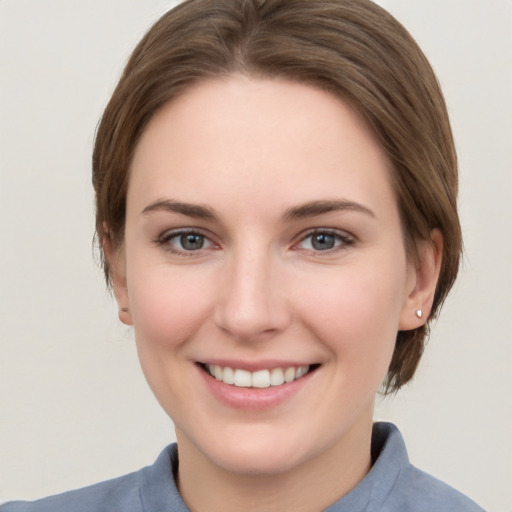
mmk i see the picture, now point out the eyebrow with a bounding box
[282,200,375,221]
[141,198,374,222]
[141,199,219,221]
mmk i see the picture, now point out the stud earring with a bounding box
[121,307,129,313]
[415,309,423,319]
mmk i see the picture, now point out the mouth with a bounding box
[198,363,320,389]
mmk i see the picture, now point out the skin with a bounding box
[109,75,442,512]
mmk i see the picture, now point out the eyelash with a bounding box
[294,229,355,254]
[155,228,355,256]
[155,229,215,256]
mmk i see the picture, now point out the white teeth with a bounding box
[252,369,270,388]
[270,368,285,386]
[284,367,296,383]
[206,364,311,388]
[234,369,252,387]
[296,366,307,378]
[214,365,223,381]
[223,366,235,385]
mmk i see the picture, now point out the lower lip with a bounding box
[197,365,315,411]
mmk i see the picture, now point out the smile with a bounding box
[204,364,314,388]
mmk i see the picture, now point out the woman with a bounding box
[1,0,485,510]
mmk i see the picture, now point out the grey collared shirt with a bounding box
[1,423,485,512]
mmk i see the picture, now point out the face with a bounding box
[114,76,424,477]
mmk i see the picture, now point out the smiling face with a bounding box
[111,76,431,481]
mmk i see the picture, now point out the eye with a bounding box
[156,229,215,255]
[296,230,353,252]
[177,233,206,251]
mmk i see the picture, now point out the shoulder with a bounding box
[0,471,141,512]
[371,423,485,512]
[0,444,178,512]
[393,464,486,512]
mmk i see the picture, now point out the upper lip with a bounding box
[197,359,317,372]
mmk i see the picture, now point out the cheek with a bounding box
[294,258,407,366]
[125,264,216,416]
[127,263,214,351]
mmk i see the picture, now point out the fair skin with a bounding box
[109,75,441,512]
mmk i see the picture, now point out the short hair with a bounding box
[92,0,462,393]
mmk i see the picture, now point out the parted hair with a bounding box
[93,0,462,393]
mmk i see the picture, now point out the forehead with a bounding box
[128,75,395,219]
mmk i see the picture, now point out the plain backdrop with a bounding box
[0,1,511,510]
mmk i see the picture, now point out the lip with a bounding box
[198,358,313,372]
[196,361,319,411]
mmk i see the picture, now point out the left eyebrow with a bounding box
[282,199,375,221]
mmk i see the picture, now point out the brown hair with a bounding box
[92,0,461,393]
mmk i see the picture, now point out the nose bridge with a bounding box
[214,242,290,339]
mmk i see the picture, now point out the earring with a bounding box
[121,307,129,313]
[415,309,423,319]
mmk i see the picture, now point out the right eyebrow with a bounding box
[141,199,219,221]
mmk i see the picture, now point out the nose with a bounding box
[214,247,292,341]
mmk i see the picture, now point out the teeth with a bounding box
[284,367,296,383]
[223,366,235,385]
[206,365,310,388]
[234,369,252,387]
[296,366,308,378]
[214,366,223,380]
[270,368,284,386]
[252,369,270,388]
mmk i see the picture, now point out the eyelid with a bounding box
[293,228,355,252]
[154,226,354,256]
[155,227,218,255]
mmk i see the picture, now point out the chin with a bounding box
[209,443,306,477]
[181,423,312,477]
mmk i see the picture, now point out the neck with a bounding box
[176,419,373,512]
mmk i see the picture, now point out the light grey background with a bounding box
[0,1,510,510]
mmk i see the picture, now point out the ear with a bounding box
[399,229,443,330]
[103,227,133,326]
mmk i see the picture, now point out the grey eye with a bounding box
[158,229,215,255]
[179,233,205,250]
[310,233,336,250]
[296,230,353,253]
